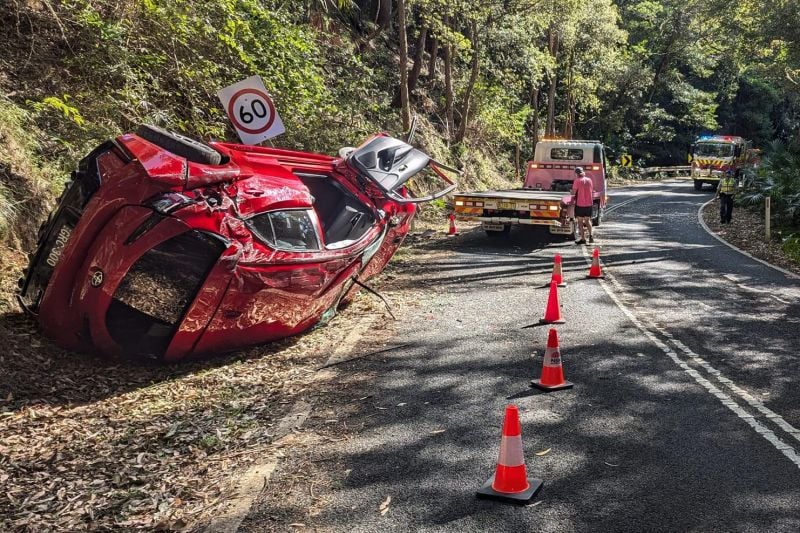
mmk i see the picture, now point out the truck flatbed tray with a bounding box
[456,189,567,201]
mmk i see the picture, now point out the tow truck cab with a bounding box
[523,140,608,223]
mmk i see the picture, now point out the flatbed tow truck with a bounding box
[453,139,608,239]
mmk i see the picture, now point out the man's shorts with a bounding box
[575,205,593,218]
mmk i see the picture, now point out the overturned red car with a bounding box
[18,125,456,362]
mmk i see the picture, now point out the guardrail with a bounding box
[638,166,692,176]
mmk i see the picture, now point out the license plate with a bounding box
[550,224,572,234]
[45,224,74,268]
[498,202,515,210]
[483,223,505,232]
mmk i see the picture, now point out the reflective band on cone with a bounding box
[476,405,543,504]
[551,254,567,287]
[532,329,574,392]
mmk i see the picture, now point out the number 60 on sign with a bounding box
[217,75,285,145]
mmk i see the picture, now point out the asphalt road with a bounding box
[243,180,800,532]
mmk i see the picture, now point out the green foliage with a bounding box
[740,140,800,227]
[782,234,800,261]
[0,98,61,247]
[29,96,86,127]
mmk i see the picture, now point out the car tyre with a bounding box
[136,124,223,166]
[693,180,703,191]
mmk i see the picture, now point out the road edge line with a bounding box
[697,199,799,280]
[581,247,800,469]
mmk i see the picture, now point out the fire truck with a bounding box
[453,140,607,239]
[690,135,752,191]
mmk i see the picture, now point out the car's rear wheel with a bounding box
[136,124,223,165]
[693,180,703,191]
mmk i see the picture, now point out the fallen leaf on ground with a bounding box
[535,448,551,456]
[604,461,620,467]
[430,429,446,435]
[379,495,391,515]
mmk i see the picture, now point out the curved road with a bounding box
[243,180,800,532]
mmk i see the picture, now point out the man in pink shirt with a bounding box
[571,167,594,244]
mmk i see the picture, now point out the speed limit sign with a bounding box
[218,75,285,144]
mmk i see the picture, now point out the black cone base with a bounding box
[531,379,574,392]
[476,474,543,504]
[538,318,566,325]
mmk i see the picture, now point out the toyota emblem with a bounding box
[90,270,104,288]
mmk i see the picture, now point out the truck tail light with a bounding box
[549,205,559,211]
[591,165,600,170]
[455,200,465,206]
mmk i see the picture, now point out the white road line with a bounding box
[605,195,648,214]
[697,198,799,280]
[582,247,800,468]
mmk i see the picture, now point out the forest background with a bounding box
[1,0,799,305]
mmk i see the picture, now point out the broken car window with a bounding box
[247,210,320,251]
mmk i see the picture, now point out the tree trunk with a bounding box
[364,0,393,41]
[530,85,540,147]
[444,42,454,139]
[648,42,674,103]
[564,49,575,138]
[407,27,427,94]
[397,0,411,131]
[545,26,559,137]
[546,74,558,137]
[427,36,438,78]
[454,22,480,144]
[375,0,392,30]
[391,25,427,107]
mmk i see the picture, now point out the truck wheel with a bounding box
[693,180,703,191]
[136,124,223,165]
[485,225,510,238]
[592,203,602,227]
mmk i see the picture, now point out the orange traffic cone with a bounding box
[531,328,574,391]
[476,405,543,504]
[447,214,458,236]
[551,254,567,287]
[587,247,604,279]
[539,281,565,324]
